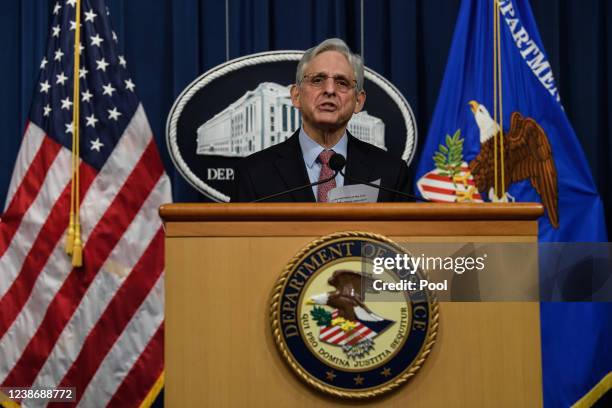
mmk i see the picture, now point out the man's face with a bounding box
[291,51,366,133]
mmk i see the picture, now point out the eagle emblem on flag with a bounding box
[418,101,559,228]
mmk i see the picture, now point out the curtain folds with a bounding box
[1,0,610,235]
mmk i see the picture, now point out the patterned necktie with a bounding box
[317,150,336,202]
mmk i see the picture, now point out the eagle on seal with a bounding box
[309,270,384,322]
[468,100,559,228]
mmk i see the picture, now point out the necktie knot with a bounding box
[318,150,335,165]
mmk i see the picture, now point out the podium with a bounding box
[160,202,544,407]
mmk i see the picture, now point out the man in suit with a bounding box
[231,38,410,202]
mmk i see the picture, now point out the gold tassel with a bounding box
[72,223,83,267]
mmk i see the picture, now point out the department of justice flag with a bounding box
[415,0,611,406]
[0,0,170,406]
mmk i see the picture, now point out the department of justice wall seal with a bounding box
[270,232,438,399]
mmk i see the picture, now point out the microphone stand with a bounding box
[337,170,429,202]
[251,171,339,203]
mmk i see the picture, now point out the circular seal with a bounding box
[166,51,418,202]
[270,232,438,399]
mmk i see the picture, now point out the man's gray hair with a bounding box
[296,38,365,92]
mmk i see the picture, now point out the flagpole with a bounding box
[492,0,499,199]
[71,0,83,267]
[496,0,506,199]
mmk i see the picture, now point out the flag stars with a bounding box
[66,0,76,7]
[118,55,127,68]
[43,104,52,117]
[112,31,118,43]
[56,72,68,85]
[40,80,51,94]
[81,89,93,103]
[78,42,85,54]
[125,79,135,92]
[102,83,116,97]
[84,10,97,23]
[108,107,122,121]
[65,122,74,134]
[52,25,61,38]
[40,57,48,69]
[61,97,73,111]
[69,20,81,31]
[53,2,61,15]
[79,66,89,79]
[54,49,64,62]
[85,114,98,128]
[96,58,109,71]
[90,34,104,47]
[90,138,104,152]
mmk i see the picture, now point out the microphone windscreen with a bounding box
[329,153,346,172]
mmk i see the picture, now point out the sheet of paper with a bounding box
[328,179,380,203]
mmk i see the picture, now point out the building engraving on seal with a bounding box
[196,82,386,157]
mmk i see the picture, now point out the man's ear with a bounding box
[354,90,366,113]
[290,84,301,109]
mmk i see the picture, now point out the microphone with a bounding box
[328,153,429,202]
[251,169,338,203]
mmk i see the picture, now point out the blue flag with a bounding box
[415,0,611,405]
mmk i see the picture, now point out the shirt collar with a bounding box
[298,127,348,169]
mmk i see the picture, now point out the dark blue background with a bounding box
[1,0,610,237]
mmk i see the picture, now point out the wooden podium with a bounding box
[160,203,544,407]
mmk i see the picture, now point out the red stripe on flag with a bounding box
[107,323,164,408]
[420,184,459,195]
[423,172,476,185]
[1,141,164,388]
[0,135,61,257]
[51,230,164,406]
[0,162,96,339]
[320,326,341,341]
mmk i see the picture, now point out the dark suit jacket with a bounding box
[230,130,412,202]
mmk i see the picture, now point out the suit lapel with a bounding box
[345,134,375,185]
[273,132,316,202]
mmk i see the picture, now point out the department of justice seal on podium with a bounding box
[270,232,438,399]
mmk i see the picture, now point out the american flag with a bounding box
[0,0,170,406]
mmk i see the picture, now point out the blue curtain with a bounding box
[3,1,608,233]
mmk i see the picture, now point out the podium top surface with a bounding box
[159,202,543,222]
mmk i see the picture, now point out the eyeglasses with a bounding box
[301,73,357,93]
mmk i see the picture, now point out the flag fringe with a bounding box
[572,371,612,408]
[139,371,165,408]
[0,391,21,408]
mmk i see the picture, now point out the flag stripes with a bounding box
[0,2,170,405]
[2,141,164,389]
[4,123,44,207]
[0,161,96,340]
[0,131,61,258]
[0,137,68,298]
[31,177,167,392]
[318,310,377,346]
[106,324,164,408]
[54,231,164,406]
